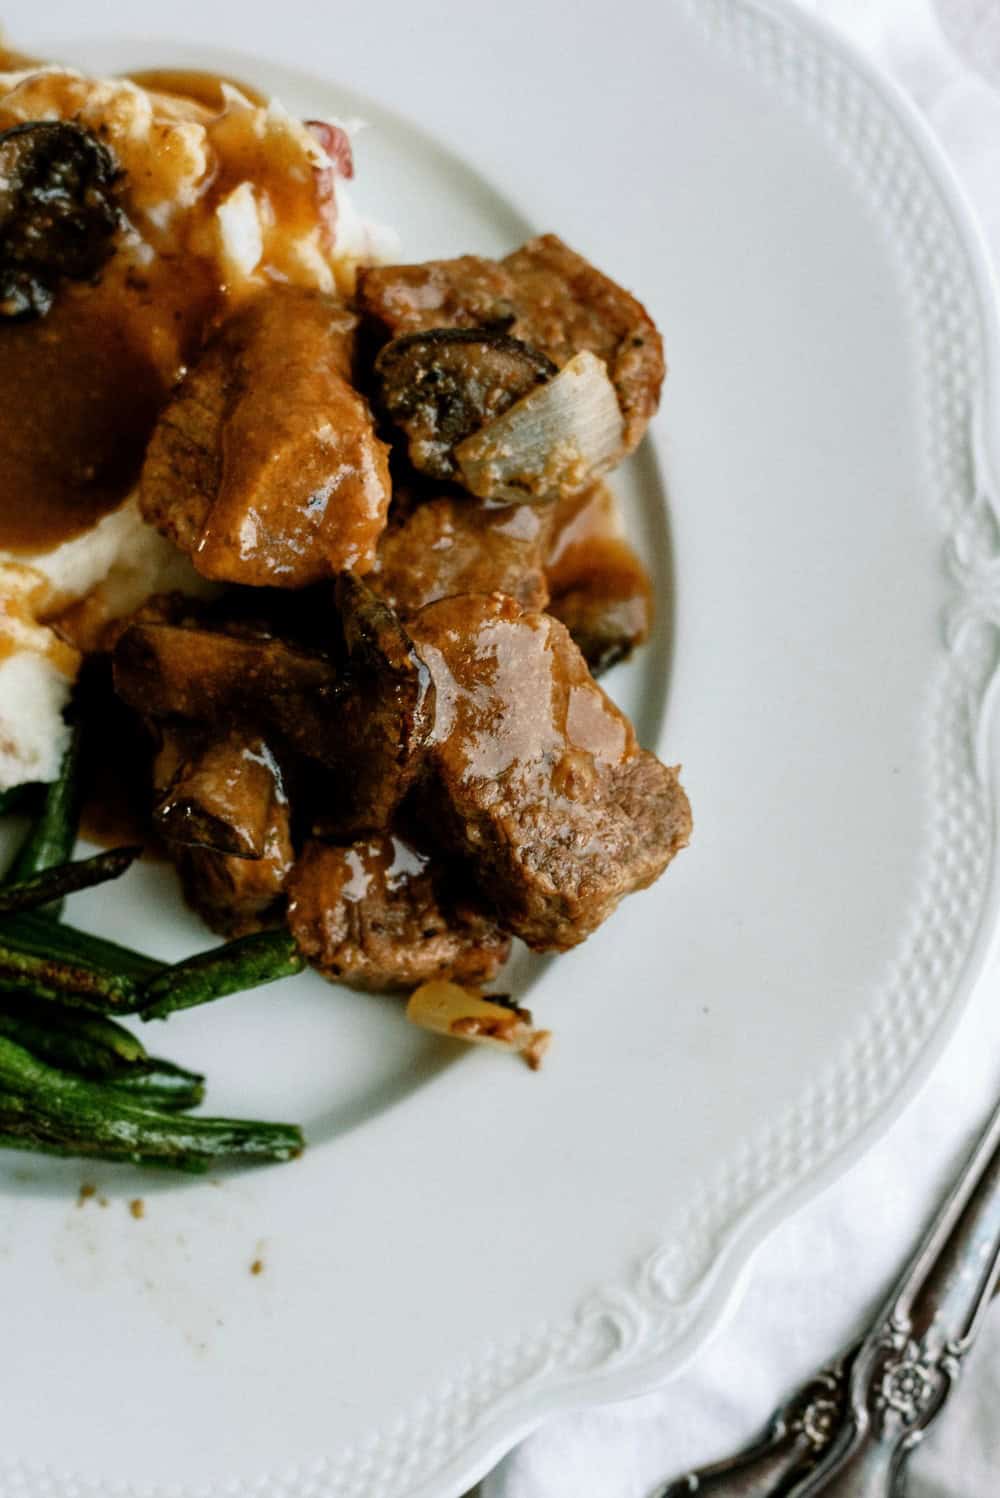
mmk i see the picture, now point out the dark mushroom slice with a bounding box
[373,328,556,481]
[139,286,391,587]
[547,554,653,675]
[113,623,343,766]
[0,121,123,320]
[173,802,294,939]
[544,481,653,674]
[408,592,691,951]
[287,833,510,992]
[370,489,554,616]
[152,727,287,859]
[114,583,433,837]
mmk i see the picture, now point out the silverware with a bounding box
[653,1089,1000,1496]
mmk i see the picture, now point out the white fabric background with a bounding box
[479,2,1000,1495]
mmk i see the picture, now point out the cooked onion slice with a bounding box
[406,980,551,1070]
[454,350,624,503]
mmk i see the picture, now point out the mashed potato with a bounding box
[0,60,394,791]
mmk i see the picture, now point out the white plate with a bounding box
[3,3,1000,1496]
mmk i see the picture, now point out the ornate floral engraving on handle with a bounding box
[654,1355,854,1496]
[655,1093,1000,1497]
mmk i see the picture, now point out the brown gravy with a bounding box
[546,482,651,602]
[126,67,267,112]
[0,46,41,72]
[0,68,264,561]
[0,280,169,555]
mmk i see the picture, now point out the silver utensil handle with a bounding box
[653,1354,855,1497]
[653,1092,1000,1498]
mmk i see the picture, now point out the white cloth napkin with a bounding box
[482,3,1000,1495]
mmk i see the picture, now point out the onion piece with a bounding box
[406,980,551,1070]
[454,350,624,503]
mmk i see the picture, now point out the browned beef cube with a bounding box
[502,235,664,453]
[370,490,553,616]
[408,593,690,950]
[114,581,434,838]
[357,236,664,480]
[317,574,435,836]
[140,285,391,587]
[355,255,518,340]
[287,834,510,991]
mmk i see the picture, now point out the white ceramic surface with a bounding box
[2,2,1000,1496]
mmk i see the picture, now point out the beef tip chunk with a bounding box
[502,235,664,455]
[140,285,390,587]
[370,490,552,616]
[287,834,510,991]
[357,237,663,475]
[114,581,433,835]
[152,726,287,859]
[373,328,555,481]
[545,482,653,674]
[318,574,435,836]
[408,593,690,949]
[355,254,518,340]
[173,805,294,939]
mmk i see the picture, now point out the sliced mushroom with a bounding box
[453,351,625,503]
[543,481,653,673]
[373,328,556,480]
[548,562,653,675]
[153,729,286,859]
[174,804,294,939]
[113,623,343,765]
[0,121,123,320]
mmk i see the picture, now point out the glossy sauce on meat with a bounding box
[410,593,690,949]
[372,492,552,616]
[140,288,391,585]
[287,833,510,990]
[419,595,630,778]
